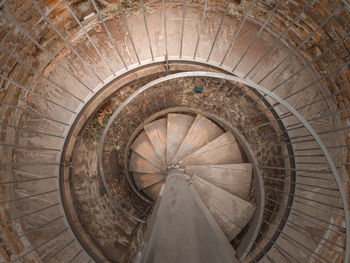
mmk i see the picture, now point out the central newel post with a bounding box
[135,168,239,263]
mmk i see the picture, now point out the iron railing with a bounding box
[0,0,349,262]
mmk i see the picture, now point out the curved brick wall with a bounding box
[0,0,349,262]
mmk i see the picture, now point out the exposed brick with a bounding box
[344,37,350,52]
[298,19,314,34]
[287,30,302,46]
[297,27,309,39]
[304,7,323,24]
[312,1,329,18]
[0,1,349,262]
[318,0,333,11]
[292,0,307,7]
[286,1,301,14]
[2,226,20,255]
[0,247,11,262]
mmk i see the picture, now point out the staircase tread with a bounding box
[133,173,166,190]
[166,113,195,165]
[131,131,163,168]
[144,118,167,165]
[185,163,253,200]
[143,181,163,201]
[179,132,243,166]
[192,175,256,240]
[172,115,223,164]
[129,151,163,174]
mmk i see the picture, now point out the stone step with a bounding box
[185,163,253,200]
[192,175,256,240]
[179,132,243,166]
[129,151,162,174]
[143,182,163,201]
[131,131,164,168]
[144,118,167,165]
[172,115,223,164]
[166,113,194,165]
[133,173,166,190]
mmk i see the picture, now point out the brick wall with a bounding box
[0,0,349,261]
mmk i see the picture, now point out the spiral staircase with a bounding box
[0,0,350,262]
[130,113,255,239]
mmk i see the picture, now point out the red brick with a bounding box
[0,247,10,262]
[287,1,301,14]
[313,1,329,18]
[298,19,314,34]
[319,0,333,11]
[297,27,309,39]
[287,30,302,46]
[344,37,350,52]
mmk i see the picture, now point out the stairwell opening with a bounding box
[0,0,349,262]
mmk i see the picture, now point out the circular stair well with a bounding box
[0,0,349,262]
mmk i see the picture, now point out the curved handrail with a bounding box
[98,71,350,262]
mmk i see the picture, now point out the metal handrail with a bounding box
[0,0,348,261]
[98,71,350,262]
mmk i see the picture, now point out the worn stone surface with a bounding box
[185,163,253,200]
[166,113,195,165]
[172,114,224,164]
[71,134,146,263]
[192,175,256,240]
[144,119,168,166]
[180,131,244,166]
[131,131,164,168]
